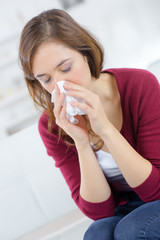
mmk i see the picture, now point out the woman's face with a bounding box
[32,41,92,94]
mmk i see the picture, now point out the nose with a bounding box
[55,78,63,83]
[49,77,63,94]
[53,76,63,85]
[48,77,56,94]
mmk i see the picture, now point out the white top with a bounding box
[91,143,131,191]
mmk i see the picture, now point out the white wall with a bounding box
[68,0,160,68]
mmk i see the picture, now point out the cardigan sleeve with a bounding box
[132,71,160,201]
[38,114,119,220]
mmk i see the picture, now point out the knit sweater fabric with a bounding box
[38,68,160,220]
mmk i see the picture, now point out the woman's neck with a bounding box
[89,73,119,105]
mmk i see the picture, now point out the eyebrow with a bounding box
[35,58,71,78]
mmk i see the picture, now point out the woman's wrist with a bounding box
[75,139,91,151]
[99,121,115,140]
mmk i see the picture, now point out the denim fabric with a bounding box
[83,191,160,240]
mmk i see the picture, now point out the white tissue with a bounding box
[51,80,86,124]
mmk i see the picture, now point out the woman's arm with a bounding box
[101,124,152,188]
[75,140,111,203]
[38,114,118,220]
[66,72,160,202]
[99,72,160,201]
[53,83,111,202]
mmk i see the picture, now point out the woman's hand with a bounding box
[53,84,90,145]
[63,81,111,137]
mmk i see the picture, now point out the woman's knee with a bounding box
[83,222,98,240]
[114,200,160,240]
[114,215,136,240]
[83,216,121,240]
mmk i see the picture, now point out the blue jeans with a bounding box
[83,191,160,240]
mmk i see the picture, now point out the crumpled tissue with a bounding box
[51,80,86,124]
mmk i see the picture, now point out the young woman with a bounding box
[19,9,160,239]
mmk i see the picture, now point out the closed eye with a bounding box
[44,77,51,84]
[61,63,72,73]
[62,67,71,73]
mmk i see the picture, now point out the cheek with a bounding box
[70,65,91,85]
[72,70,84,83]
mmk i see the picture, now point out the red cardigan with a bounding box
[38,68,160,220]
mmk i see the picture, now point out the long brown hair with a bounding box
[19,9,104,151]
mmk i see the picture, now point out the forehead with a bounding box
[32,41,77,74]
[35,41,71,57]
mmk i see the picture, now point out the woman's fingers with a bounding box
[64,81,90,94]
[53,85,65,124]
[54,84,60,97]
[66,90,97,108]
[64,82,99,109]
[70,101,93,116]
[59,102,75,131]
[54,81,102,131]
[53,85,71,128]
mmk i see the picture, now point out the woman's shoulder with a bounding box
[104,67,157,79]
[38,112,49,126]
[104,67,152,74]
[38,112,58,140]
[38,112,50,134]
[104,67,159,91]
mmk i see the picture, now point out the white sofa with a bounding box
[0,123,92,240]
